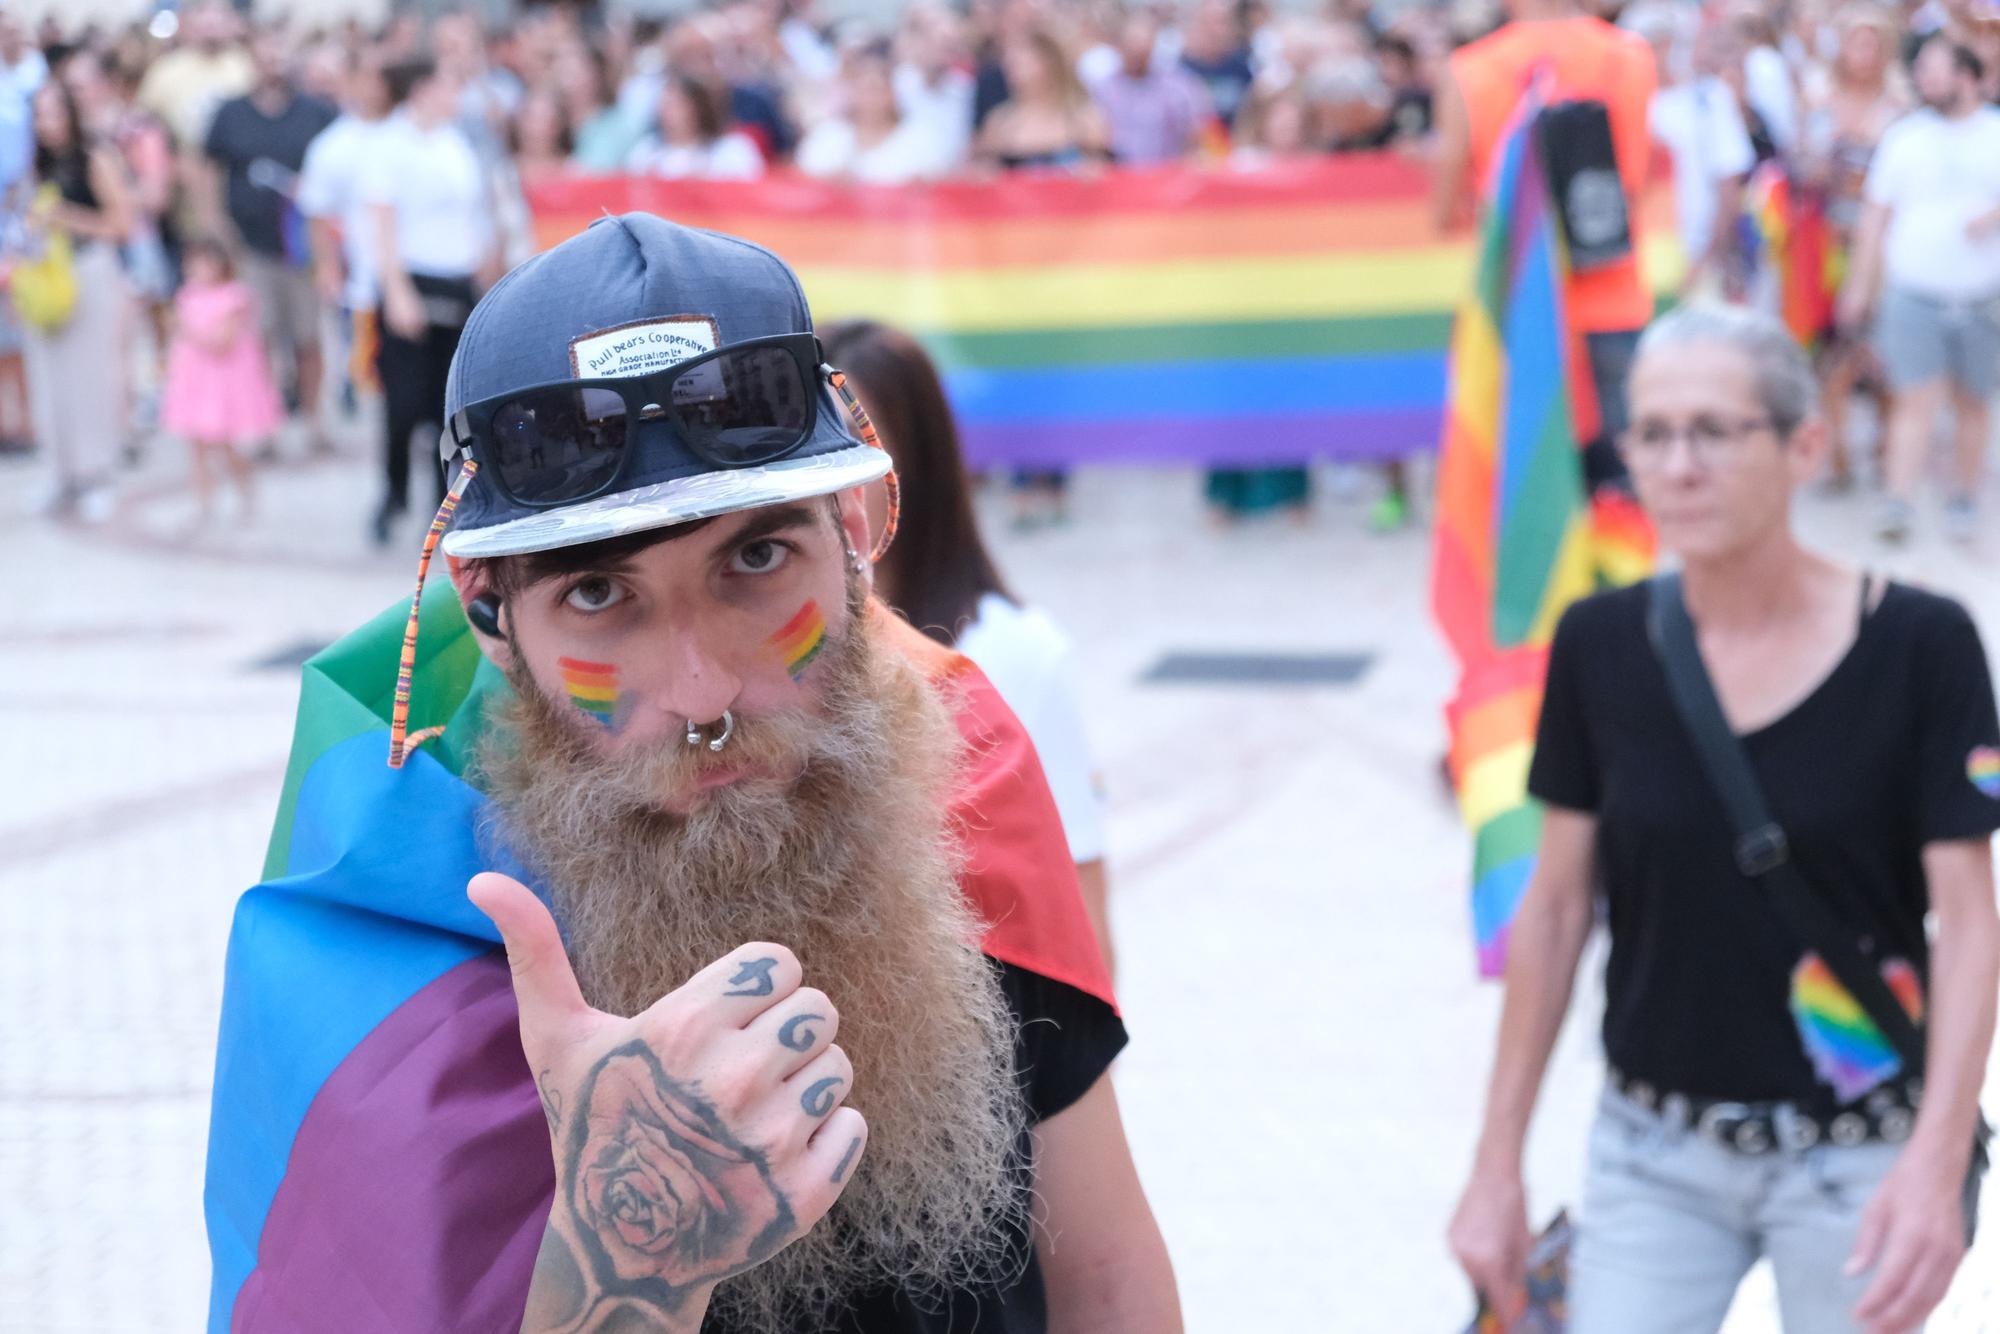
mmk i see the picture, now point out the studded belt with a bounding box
[1610,1068,1920,1155]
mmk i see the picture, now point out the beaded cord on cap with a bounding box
[387,460,480,768]
[829,367,899,562]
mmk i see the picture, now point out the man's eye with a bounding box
[730,540,790,575]
[1688,419,1730,446]
[562,577,626,613]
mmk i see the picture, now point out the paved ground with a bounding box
[2,421,1997,1332]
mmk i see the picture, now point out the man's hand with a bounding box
[469,871,867,1334]
[1447,1167,1532,1325]
[382,280,427,342]
[1848,1147,1968,1334]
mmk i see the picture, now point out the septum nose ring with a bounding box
[685,710,734,753]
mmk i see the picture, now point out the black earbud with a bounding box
[466,594,507,640]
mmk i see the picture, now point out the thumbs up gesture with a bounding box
[468,872,867,1331]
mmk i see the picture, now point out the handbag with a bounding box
[1646,572,1993,1243]
[7,189,78,332]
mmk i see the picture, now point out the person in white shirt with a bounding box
[796,47,943,185]
[296,52,391,412]
[1840,35,2000,544]
[1645,16,1758,295]
[821,318,1119,980]
[624,73,763,180]
[362,56,495,545]
[892,4,975,178]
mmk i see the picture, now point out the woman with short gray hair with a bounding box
[1450,303,2000,1332]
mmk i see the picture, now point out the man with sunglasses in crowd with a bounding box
[202,213,1180,1333]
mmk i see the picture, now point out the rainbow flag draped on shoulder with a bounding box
[1431,88,1645,977]
[203,592,1112,1330]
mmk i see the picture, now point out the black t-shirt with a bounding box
[1529,580,2000,1112]
[204,89,337,258]
[705,962,1127,1334]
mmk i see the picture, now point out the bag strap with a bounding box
[1645,572,1929,1073]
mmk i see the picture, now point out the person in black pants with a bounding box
[362,56,494,544]
[1449,303,2000,1333]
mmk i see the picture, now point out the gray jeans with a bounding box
[1570,1085,1909,1333]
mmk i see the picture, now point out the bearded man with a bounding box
[202,214,1181,1332]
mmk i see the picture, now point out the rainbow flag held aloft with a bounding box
[1431,90,1649,977]
[529,161,1472,470]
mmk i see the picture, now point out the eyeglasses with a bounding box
[1618,415,1776,469]
[438,332,827,509]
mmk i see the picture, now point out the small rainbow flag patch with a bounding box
[1969,746,2000,799]
[557,657,620,727]
[1789,952,1923,1103]
[770,601,826,681]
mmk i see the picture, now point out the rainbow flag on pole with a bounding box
[1431,90,1609,977]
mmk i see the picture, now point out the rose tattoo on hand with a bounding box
[566,1042,795,1299]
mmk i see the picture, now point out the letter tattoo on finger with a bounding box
[830,1136,862,1185]
[723,957,779,997]
[800,1077,843,1117]
[777,1014,824,1052]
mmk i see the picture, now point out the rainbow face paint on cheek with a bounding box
[557,657,621,728]
[769,601,826,682]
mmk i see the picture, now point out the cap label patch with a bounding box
[568,315,721,379]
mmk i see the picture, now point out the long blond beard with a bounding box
[477,594,1029,1325]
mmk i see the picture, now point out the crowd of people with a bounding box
[0,0,1995,542]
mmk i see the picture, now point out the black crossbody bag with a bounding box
[1646,573,1991,1242]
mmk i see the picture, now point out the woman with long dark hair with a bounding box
[21,76,133,520]
[822,318,1116,976]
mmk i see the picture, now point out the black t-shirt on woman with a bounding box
[1528,579,2000,1113]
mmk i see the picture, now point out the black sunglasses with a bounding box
[438,332,830,509]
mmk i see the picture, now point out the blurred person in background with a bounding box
[0,37,32,456]
[364,56,493,545]
[552,42,635,173]
[977,22,1108,530]
[203,31,337,456]
[1910,0,2000,100]
[823,317,1118,978]
[1645,14,1759,299]
[894,3,976,178]
[21,77,133,521]
[1312,54,1398,150]
[1798,3,1908,489]
[626,72,765,179]
[1839,34,2000,544]
[0,13,47,104]
[1087,10,1208,166]
[796,44,943,184]
[664,15,794,162]
[1374,32,1437,140]
[297,48,392,431]
[1726,0,1804,155]
[1434,0,1658,499]
[135,1,251,152]
[1178,0,1258,128]
[433,11,522,161]
[508,86,574,191]
[159,234,282,526]
[1450,302,2000,1334]
[64,49,176,445]
[1229,78,1317,163]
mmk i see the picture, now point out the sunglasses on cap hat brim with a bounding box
[438,332,829,510]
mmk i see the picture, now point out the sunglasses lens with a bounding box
[669,344,812,465]
[486,386,628,504]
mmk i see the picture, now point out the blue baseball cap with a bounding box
[438,213,890,558]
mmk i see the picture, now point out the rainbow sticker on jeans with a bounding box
[769,601,825,681]
[558,657,620,728]
[1789,952,1923,1103]
[1969,746,2000,799]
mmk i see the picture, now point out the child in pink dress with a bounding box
[160,237,284,522]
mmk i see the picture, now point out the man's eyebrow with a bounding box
[709,503,824,555]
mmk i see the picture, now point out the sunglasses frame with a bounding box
[438,332,830,511]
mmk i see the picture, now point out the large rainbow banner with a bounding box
[528,159,1465,469]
